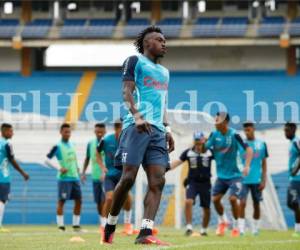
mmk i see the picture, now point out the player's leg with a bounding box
[57,181,67,231]
[251,185,263,235]
[135,165,166,243]
[287,181,300,236]
[239,184,249,235]
[184,182,196,236]
[93,181,106,229]
[122,193,134,235]
[228,178,242,237]
[212,178,229,236]
[71,181,82,232]
[0,183,10,232]
[199,182,211,236]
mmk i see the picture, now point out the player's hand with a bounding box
[23,173,29,181]
[166,132,175,153]
[60,168,68,174]
[258,180,266,191]
[135,116,152,134]
[100,173,106,182]
[102,167,108,174]
[81,174,86,183]
[242,166,250,176]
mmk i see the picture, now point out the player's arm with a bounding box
[291,141,300,176]
[235,134,253,176]
[163,109,174,153]
[81,144,90,183]
[202,132,213,153]
[259,142,269,190]
[170,149,188,170]
[6,144,29,181]
[96,140,108,175]
[45,146,67,174]
[122,56,151,134]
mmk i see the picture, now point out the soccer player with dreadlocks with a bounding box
[102,26,174,245]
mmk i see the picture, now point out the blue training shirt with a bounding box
[240,139,268,184]
[97,133,121,177]
[205,128,248,179]
[288,137,300,182]
[121,54,170,132]
[0,138,14,183]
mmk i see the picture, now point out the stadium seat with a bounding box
[156,18,182,38]
[192,17,220,38]
[85,19,116,38]
[288,17,300,36]
[0,19,19,38]
[123,18,151,38]
[218,17,248,37]
[22,19,52,39]
[60,19,87,39]
[257,16,285,37]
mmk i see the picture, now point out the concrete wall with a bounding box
[0,48,21,72]
[163,46,286,71]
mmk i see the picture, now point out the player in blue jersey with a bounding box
[203,112,253,237]
[45,123,82,232]
[239,122,268,236]
[102,26,174,246]
[0,123,29,232]
[81,123,107,230]
[96,120,134,236]
[284,122,300,237]
[171,132,213,237]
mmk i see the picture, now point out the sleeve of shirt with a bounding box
[86,143,90,159]
[179,149,189,162]
[263,142,269,158]
[205,132,214,149]
[293,141,300,156]
[122,55,138,82]
[5,143,14,161]
[209,149,214,159]
[234,134,248,150]
[47,145,58,159]
[96,139,104,153]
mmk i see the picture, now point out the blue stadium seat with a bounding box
[123,18,151,38]
[22,19,52,39]
[192,17,219,38]
[0,19,19,38]
[257,16,285,37]
[85,18,116,38]
[156,18,182,38]
[218,17,248,37]
[60,19,87,38]
[288,17,300,36]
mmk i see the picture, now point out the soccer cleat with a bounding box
[73,225,84,233]
[185,229,193,236]
[200,231,208,236]
[135,235,171,246]
[231,228,240,237]
[216,222,228,236]
[58,226,66,232]
[0,227,10,233]
[132,227,159,236]
[101,231,115,244]
[122,223,134,235]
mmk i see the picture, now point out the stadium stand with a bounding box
[123,18,151,38]
[60,19,87,39]
[257,16,286,37]
[85,18,116,38]
[21,19,52,39]
[192,17,220,38]
[218,17,248,37]
[0,19,19,39]
[156,17,183,38]
[288,17,300,36]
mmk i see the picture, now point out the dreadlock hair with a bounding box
[134,26,163,54]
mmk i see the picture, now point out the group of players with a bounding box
[0,25,300,246]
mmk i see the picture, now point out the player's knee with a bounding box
[212,195,221,203]
[229,195,238,203]
[240,200,247,208]
[185,199,193,207]
[120,174,135,190]
[149,175,165,193]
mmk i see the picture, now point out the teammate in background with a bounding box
[81,123,107,230]
[102,26,174,246]
[0,123,29,232]
[239,122,268,236]
[96,120,134,235]
[170,132,213,237]
[284,122,300,237]
[202,112,253,237]
[45,123,82,232]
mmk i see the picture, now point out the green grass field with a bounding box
[1,226,300,250]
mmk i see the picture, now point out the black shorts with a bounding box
[58,181,82,201]
[240,184,263,204]
[287,181,300,209]
[186,181,211,208]
[0,183,10,202]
